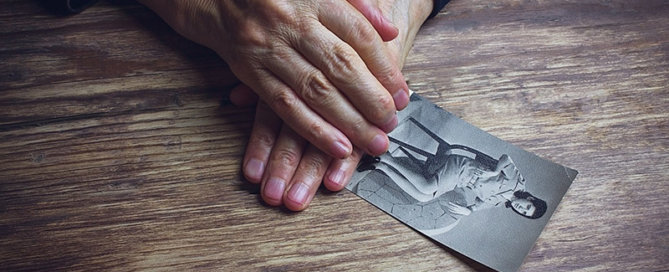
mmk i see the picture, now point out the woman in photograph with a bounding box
[354,118,547,235]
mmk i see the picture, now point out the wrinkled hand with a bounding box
[243,100,365,210]
[447,202,472,216]
[238,0,434,210]
[140,0,412,159]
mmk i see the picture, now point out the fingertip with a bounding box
[379,63,410,111]
[331,139,352,159]
[261,177,286,206]
[367,133,389,156]
[284,183,312,211]
[324,168,347,191]
[393,89,410,110]
[325,148,363,191]
[243,158,265,184]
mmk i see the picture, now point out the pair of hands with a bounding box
[142,0,410,157]
[140,0,433,210]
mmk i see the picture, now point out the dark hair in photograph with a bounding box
[505,191,547,219]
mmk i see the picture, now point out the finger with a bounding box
[261,125,307,206]
[243,101,281,183]
[323,148,364,192]
[318,2,410,111]
[229,84,258,107]
[347,0,399,41]
[293,28,399,133]
[235,65,354,159]
[283,145,333,211]
[264,47,391,156]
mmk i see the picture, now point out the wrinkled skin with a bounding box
[139,0,415,159]
[236,0,435,211]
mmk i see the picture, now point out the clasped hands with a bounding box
[140,0,433,210]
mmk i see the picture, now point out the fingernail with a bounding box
[287,183,309,205]
[331,140,351,159]
[245,158,264,181]
[381,114,398,133]
[367,134,388,156]
[264,177,285,202]
[328,168,346,187]
[393,89,409,110]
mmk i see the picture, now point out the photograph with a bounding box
[348,94,578,272]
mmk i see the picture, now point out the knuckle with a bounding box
[351,20,377,45]
[309,154,329,169]
[349,119,367,140]
[372,94,394,120]
[251,131,276,149]
[300,73,333,105]
[377,93,394,109]
[377,66,401,86]
[271,47,292,64]
[270,91,297,112]
[328,44,357,76]
[307,121,325,139]
[275,149,301,167]
[296,157,330,187]
[302,156,328,178]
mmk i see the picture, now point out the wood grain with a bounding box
[1,0,667,271]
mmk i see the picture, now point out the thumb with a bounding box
[347,0,399,42]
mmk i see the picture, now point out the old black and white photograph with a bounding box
[347,94,578,272]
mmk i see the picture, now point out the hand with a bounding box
[242,101,365,210]
[139,0,413,158]
[447,202,472,216]
[240,0,435,210]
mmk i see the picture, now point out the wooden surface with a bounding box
[1,0,667,271]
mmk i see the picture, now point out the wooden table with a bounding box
[1,0,667,271]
